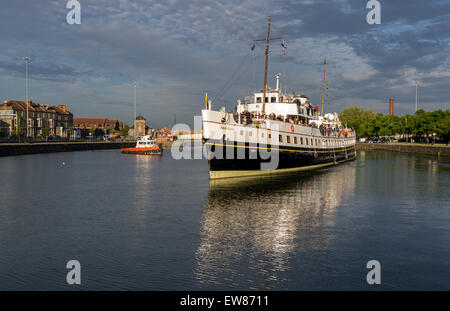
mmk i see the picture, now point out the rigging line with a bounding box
[251,48,255,94]
[280,43,285,92]
[211,52,249,104]
[211,51,251,105]
[251,53,265,93]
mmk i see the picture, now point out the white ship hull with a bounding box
[202,110,356,179]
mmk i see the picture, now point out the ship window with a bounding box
[271,97,276,103]
[294,137,298,144]
[261,133,264,138]
[256,97,262,103]
[268,133,272,139]
[265,97,268,103]
[306,138,309,145]
[279,135,283,143]
[300,137,303,145]
[240,130,243,136]
[287,136,291,143]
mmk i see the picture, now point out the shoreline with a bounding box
[356,142,450,158]
[0,141,136,157]
[2,141,448,158]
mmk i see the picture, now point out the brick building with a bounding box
[0,100,73,138]
[73,118,123,132]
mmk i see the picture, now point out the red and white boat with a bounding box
[121,136,162,155]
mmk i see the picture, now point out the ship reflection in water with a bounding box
[195,163,356,289]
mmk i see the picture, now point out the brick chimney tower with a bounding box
[389,98,394,115]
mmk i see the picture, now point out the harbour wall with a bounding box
[356,143,450,158]
[5,141,447,158]
[0,141,136,157]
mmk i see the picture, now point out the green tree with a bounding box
[412,109,433,137]
[431,109,450,143]
[339,106,375,137]
[340,106,449,143]
[11,127,24,137]
[120,125,130,137]
[41,127,50,137]
[93,128,105,137]
[366,113,384,138]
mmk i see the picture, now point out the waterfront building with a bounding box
[177,130,202,141]
[134,115,147,137]
[0,100,73,138]
[73,118,124,132]
[153,127,176,142]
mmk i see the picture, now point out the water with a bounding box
[0,149,449,290]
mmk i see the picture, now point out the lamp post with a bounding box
[25,57,30,139]
[133,82,137,122]
[415,81,419,113]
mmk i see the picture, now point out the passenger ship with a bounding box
[202,17,356,179]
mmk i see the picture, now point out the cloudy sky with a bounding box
[0,0,449,128]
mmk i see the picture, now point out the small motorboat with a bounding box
[121,136,162,155]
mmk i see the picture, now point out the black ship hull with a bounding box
[204,139,356,179]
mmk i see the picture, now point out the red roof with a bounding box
[1,100,72,116]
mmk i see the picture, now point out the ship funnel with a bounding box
[276,73,281,91]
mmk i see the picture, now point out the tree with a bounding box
[11,127,24,137]
[93,128,105,137]
[339,106,375,137]
[432,110,450,144]
[366,113,384,138]
[120,125,130,137]
[41,127,51,137]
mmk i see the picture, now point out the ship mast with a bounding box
[253,16,282,114]
[321,57,327,116]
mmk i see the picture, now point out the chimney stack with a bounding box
[389,98,394,115]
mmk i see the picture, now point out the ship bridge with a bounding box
[236,88,318,121]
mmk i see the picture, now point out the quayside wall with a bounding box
[356,143,450,158]
[0,142,135,157]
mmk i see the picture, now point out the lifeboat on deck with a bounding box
[121,136,162,155]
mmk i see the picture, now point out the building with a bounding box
[73,118,123,132]
[177,130,203,141]
[134,115,147,137]
[153,127,176,142]
[0,100,73,138]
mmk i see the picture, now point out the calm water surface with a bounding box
[0,149,449,290]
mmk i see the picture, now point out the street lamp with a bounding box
[25,57,31,139]
[415,81,419,113]
[133,82,137,122]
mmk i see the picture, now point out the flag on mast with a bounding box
[281,41,286,56]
